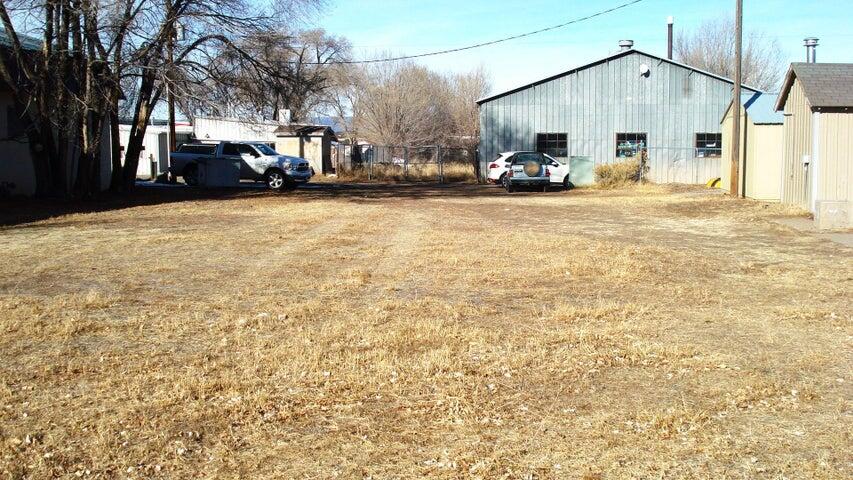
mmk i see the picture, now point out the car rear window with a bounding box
[177,144,216,155]
[513,153,545,164]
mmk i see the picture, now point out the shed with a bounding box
[274,124,337,175]
[775,62,853,229]
[720,92,784,201]
[477,41,759,185]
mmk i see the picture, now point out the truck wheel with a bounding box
[183,164,199,186]
[265,169,287,190]
[563,176,575,191]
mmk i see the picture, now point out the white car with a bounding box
[487,151,572,188]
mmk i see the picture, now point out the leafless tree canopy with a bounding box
[330,59,491,148]
[179,28,350,122]
[674,17,786,91]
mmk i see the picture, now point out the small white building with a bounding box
[118,123,193,179]
[193,116,280,144]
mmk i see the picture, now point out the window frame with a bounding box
[694,133,722,158]
[615,132,647,158]
[535,132,568,158]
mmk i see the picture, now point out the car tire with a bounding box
[498,172,506,186]
[183,164,199,186]
[265,168,288,191]
[563,176,575,191]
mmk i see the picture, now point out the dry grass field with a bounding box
[0,183,851,479]
[332,163,477,183]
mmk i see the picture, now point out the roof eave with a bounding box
[477,48,762,106]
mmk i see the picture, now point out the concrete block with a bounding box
[815,200,851,230]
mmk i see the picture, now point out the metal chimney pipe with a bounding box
[618,40,634,52]
[667,16,674,59]
[804,37,818,63]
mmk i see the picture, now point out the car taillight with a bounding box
[488,163,499,169]
[545,167,551,176]
[507,170,513,178]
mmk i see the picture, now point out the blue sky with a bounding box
[315,0,851,95]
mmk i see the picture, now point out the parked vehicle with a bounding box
[169,141,312,190]
[487,151,571,189]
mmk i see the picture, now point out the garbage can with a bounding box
[198,158,240,187]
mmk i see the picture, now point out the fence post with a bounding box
[437,146,443,183]
[404,146,409,180]
[368,149,372,181]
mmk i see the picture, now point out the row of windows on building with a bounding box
[534,132,722,158]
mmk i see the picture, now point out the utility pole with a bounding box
[167,2,177,154]
[729,0,743,197]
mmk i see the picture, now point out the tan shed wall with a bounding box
[814,111,853,228]
[817,112,853,202]
[720,107,782,201]
[746,124,783,201]
[275,137,303,158]
[780,78,813,210]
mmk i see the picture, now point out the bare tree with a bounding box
[447,66,491,148]
[0,0,323,196]
[178,28,350,123]
[346,61,451,146]
[674,17,785,91]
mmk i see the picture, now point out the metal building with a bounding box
[477,42,758,184]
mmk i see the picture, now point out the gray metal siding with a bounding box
[480,52,751,183]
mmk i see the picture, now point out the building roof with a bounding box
[0,30,43,51]
[477,48,760,105]
[775,63,853,111]
[274,123,337,140]
[740,92,783,124]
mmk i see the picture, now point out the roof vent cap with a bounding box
[804,37,818,63]
[618,40,634,51]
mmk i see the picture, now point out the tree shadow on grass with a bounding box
[0,180,549,227]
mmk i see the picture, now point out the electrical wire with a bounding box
[303,0,646,64]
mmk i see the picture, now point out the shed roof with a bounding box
[775,63,853,111]
[274,123,337,140]
[741,92,783,124]
[477,48,760,105]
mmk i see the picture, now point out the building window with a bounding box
[695,133,722,157]
[536,133,567,157]
[616,133,647,158]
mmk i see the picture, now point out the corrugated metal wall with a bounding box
[193,117,279,143]
[817,112,853,204]
[779,79,813,210]
[479,51,749,184]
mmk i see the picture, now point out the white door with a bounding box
[545,155,570,184]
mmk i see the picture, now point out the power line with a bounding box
[305,0,646,64]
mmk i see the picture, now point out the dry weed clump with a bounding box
[594,158,648,188]
[0,184,850,478]
[334,163,476,183]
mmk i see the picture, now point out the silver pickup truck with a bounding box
[169,141,312,190]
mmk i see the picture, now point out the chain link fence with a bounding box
[333,144,477,183]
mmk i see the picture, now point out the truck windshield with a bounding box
[253,144,278,156]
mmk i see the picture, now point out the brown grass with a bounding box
[333,163,476,183]
[0,184,850,479]
[594,159,647,188]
